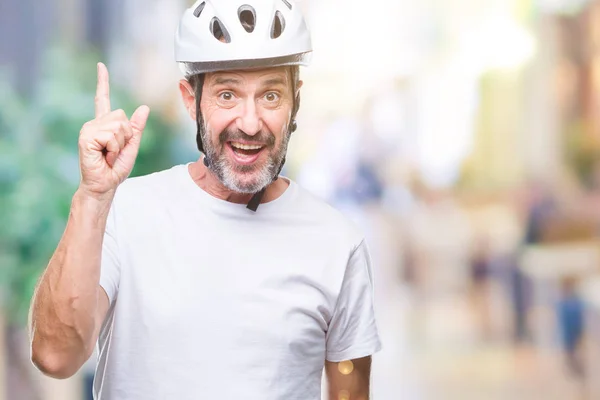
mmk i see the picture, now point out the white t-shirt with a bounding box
[94,163,382,400]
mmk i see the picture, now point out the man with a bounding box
[28,1,382,399]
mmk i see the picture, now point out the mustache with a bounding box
[219,129,276,148]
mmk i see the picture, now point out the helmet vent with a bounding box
[210,17,231,43]
[238,5,256,33]
[271,11,285,39]
[193,2,206,18]
[281,0,292,10]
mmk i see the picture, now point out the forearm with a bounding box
[327,382,370,400]
[29,189,113,378]
[326,357,372,400]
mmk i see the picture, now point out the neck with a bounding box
[187,157,288,204]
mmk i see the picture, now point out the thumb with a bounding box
[130,105,150,138]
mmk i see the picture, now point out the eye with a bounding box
[264,92,280,102]
[219,91,235,101]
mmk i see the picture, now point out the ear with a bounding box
[291,79,303,118]
[295,80,303,98]
[179,79,196,120]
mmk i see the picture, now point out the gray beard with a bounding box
[202,127,290,194]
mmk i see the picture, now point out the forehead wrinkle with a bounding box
[207,68,289,86]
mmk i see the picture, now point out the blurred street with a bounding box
[346,203,590,400]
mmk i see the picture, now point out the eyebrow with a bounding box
[212,77,242,86]
[211,76,288,88]
[261,77,287,87]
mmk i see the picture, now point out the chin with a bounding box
[211,155,277,194]
[222,171,272,194]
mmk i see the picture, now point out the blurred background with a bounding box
[3,0,600,399]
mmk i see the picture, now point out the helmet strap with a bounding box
[246,156,286,212]
[193,75,209,165]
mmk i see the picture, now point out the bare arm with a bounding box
[325,356,372,400]
[28,63,149,379]
[28,190,113,379]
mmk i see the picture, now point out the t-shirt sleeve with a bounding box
[325,239,382,362]
[99,200,121,304]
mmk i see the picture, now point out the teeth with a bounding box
[231,142,263,150]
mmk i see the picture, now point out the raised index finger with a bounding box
[95,62,111,118]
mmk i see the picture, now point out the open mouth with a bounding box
[226,141,266,165]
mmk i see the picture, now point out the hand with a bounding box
[78,62,150,198]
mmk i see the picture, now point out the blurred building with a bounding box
[0,0,119,95]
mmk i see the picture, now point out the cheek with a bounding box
[264,111,291,142]
[203,110,236,139]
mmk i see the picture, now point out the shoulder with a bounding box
[112,164,187,209]
[290,182,365,251]
[120,164,184,193]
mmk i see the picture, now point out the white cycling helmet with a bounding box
[175,0,313,76]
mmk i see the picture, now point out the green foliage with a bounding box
[0,44,180,325]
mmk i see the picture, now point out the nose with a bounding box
[236,99,263,136]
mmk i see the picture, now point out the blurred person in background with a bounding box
[510,181,556,343]
[556,276,585,378]
[335,159,384,207]
[27,1,381,399]
[469,235,494,340]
